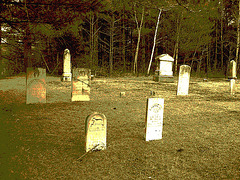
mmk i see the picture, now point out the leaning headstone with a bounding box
[85,112,107,152]
[177,65,191,95]
[145,98,164,141]
[71,68,91,101]
[62,49,72,81]
[26,68,46,104]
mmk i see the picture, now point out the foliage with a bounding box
[0,0,239,76]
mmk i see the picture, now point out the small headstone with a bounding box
[145,98,164,141]
[62,49,72,81]
[26,68,46,104]
[85,112,107,152]
[177,65,191,95]
[230,79,236,96]
[71,68,91,101]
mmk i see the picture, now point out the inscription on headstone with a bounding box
[62,49,72,81]
[145,98,164,141]
[177,65,191,95]
[85,112,107,152]
[26,68,46,104]
[71,68,91,101]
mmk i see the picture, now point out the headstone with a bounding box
[154,54,174,82]
[85,112,107,152]
[145,98,164,141]
[177,65,191,95]
[229,60,237,79]
[26,68,46,104]
[230,79,236,96]
[228,60,237,96]
[71,68,91,101]
[62,49,72,81]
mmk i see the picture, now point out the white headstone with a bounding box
[85,112,107,152]
[62,49,72,81]
[71,68,91,101]
[26,68,47,104]
[177,65,191,95]
[230,60,237,79]
[145,98,164,141]
[230,79,236,96]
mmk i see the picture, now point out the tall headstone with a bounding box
[62,49,72,81]
[85,112,107,152]
[71,68,91,101]
[145,98,164,141]
[229,60,237,96]
[177,65,191,96]
[26,68,46,104]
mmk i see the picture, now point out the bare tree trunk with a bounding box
[147,9,162,75]
[214,21,218,71]
[122,13,126,73]
[24,25,32,70]
[109,16,114,76]
[134,5,144,74]
[220,0,224,69]
[235,0,240,71]
[174,13,182,76]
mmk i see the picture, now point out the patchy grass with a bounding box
[0,76,239,179]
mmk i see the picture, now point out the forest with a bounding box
[0,0,240,77]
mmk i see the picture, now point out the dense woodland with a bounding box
[0,0,240,77]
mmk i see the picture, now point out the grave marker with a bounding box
[26,68,46,104]
[85,112,107,152]
[71,68,91,101]
[177,65,191,95]
[229,60,237,96]
[62,49,72,81]
[145,98,164,141]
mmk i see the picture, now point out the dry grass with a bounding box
[0,76,239,179]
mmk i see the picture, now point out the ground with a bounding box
[0,75,239,179]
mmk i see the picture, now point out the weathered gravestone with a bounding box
[62,49,72,81]
[229,60,237,79]
[71,68,91,101]
[85,112,107,152]
[154,54,174,82]
[230,79,236,96]
[177,65,191,96]
[145,98,164,141]
[26,68,46,104]
[228,60,237,96]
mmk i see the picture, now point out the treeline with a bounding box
[0,0,239,77]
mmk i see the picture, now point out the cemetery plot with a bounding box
[26,68,46,104]
[71,68,91,101]
[85,112,107,152]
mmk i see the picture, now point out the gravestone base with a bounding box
[158,76,174,83]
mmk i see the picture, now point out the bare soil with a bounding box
[0,75,239,179]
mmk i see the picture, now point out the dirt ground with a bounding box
[0,75,239,179]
